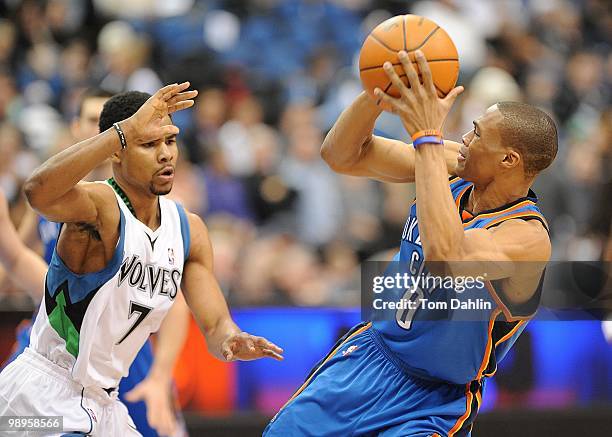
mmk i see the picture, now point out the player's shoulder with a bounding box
[179,207,210,259]
[78,180,116,203]
[491,218,551,262]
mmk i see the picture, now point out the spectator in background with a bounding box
[280,123,343,246]
[184,87,228,163]
[0,0,607,311]
[98,21,162,94]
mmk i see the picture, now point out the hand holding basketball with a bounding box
[374,50,464,137]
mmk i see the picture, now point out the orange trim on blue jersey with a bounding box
[454,185,471,208]
[449,309,498,436]
[485,281,533,322]
[495,320,526,348]
[461,200,538,227]
[476,308,501,379]
[448,383,473,436]
[275,322,372,413]
[484,320,526,377]
[484,211,548,231]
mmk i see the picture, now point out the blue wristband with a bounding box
[412,135,444,148]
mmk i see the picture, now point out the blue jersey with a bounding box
[37,216,61,264]
[372,177,548,385]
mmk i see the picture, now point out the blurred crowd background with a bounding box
[0,0,611,425]
[0,0,609,310]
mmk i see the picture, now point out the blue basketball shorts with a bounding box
[264,322,482,437]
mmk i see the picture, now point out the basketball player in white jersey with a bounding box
[1,87,190,436]
[0,82,283,436]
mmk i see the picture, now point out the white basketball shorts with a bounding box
[0,347,141,436]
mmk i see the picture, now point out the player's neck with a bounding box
[469,178,530,215]
[111,176,161,230]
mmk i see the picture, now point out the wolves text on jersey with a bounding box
[118,254,180,300]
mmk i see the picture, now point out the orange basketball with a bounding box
[359,15,459,99]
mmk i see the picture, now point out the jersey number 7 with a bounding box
[116,301,153,345]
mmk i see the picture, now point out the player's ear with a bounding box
[501,149,520,170]
[110,150,122,164]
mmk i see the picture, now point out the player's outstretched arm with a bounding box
[0,191,46,300]
[23,82,197,225]
[181,212,283,362]
[320,91,461,183]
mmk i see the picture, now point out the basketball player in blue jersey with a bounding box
[0,82,283,436]
[265,50,556,436]
[4,88,190,437]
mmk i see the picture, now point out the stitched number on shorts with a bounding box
[116,301,153,345]
[396,287,424,330]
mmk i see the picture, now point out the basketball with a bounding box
[359,15,459,99]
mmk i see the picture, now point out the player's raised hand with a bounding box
[124,374,177,436]
[123,81,198,146]
[374,50,463,137]
[222,332,284,362]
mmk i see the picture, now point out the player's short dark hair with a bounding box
[99,91,151,133]
[77,87,113,117]
[497,102,558,176]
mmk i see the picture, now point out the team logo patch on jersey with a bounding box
[168,248,175,265]
[342,345,359,357]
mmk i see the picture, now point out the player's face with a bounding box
[119,115,179,196]
[72,97,108,141]
[454,105,506,184]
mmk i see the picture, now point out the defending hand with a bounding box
[222,332,284,362]
[123,82,198,146]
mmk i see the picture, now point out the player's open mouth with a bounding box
[458,149,467,162]
[155,166,175,181]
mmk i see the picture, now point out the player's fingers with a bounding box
[414,50,436,95]
[398,51,421,92]
[163,81,190,101]
[167,90,198,107]
[158,125,180,138]
[168,100,195,114]
[156,404,176,436]
[374,88,401,113]
[156,83,179,100]
[255,337,284,354]
[444,85,464,105]
[146,399,162,429]
[262,348,284,361]
[222,341,234,361]
[382,62,407,95]
[124,385,143,402]
[246,337,256,353]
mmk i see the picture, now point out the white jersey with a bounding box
[29,181,190,389]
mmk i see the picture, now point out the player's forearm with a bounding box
[23,128,122,209]
[11,249,46,301]
[415,144,464,261]
[321,92,382,171]
[149,293,190,381]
